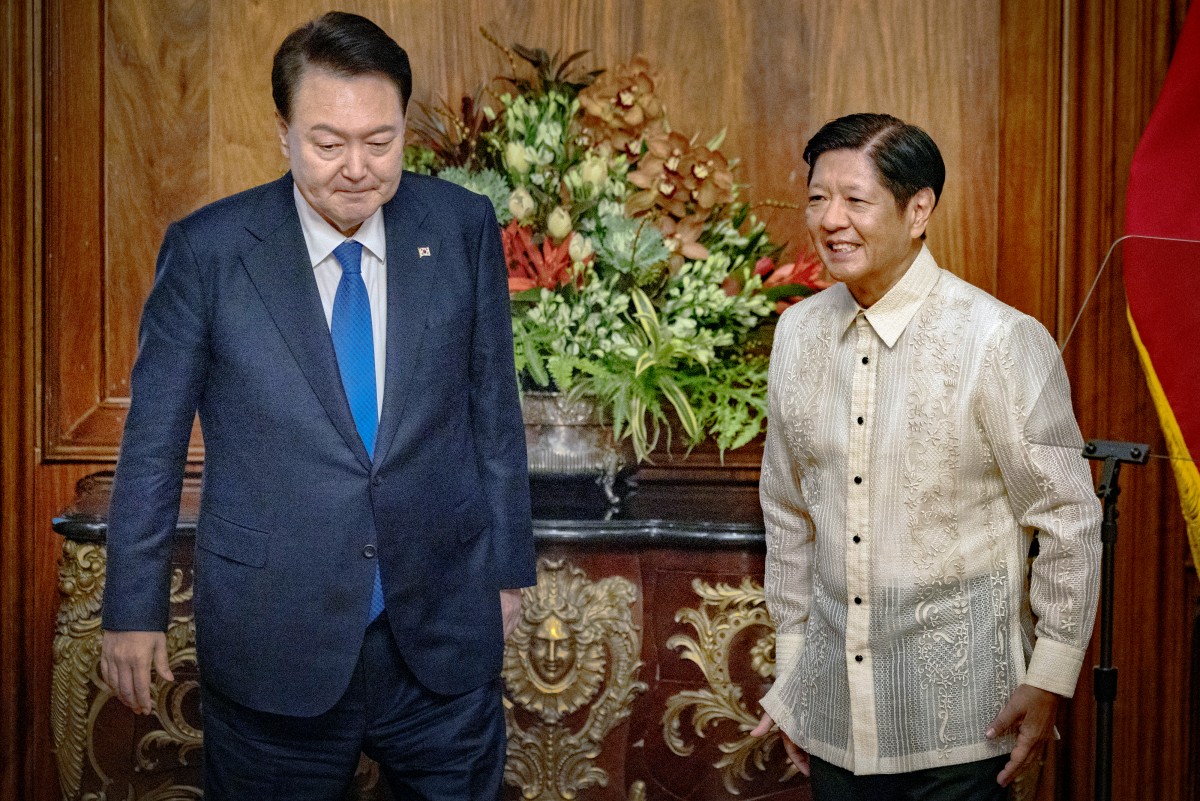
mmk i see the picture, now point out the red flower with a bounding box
[501,222,584,293]
[756,251,833,312]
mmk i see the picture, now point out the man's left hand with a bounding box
[987,684,1060,787]
[500,589,523,640]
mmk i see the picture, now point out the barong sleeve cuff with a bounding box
[1025,638,1086,698]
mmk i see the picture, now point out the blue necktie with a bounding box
[331,240,385,623]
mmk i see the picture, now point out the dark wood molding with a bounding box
[1,0,41,796]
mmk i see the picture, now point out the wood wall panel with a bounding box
[997,0,1063,324]
[43,0,108,458]
[784,0,1001,295]
[3,1,1192,800]
[104,0,212,393]
[209,0,296,195]
[1053,4,1195,801]
[1,0,39,795]
[41,0,1009,461]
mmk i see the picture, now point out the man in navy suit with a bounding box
[99,12,535,800]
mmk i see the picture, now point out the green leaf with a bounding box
[705,127,728,151]
[761,283,817,302]
[628,394,649,461]
[634,351,656,377]
[545,355,577,391]
[657,374,700,441]
[630,287,660,344]
[511,288,545,303]
[727,420,761,452]
[514,322,550,387]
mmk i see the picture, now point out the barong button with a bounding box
[855,654,863,663]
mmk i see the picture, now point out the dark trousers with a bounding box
[809,754,1009,801]
[200,613,507,801]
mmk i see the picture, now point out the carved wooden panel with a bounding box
[50,530,805,800]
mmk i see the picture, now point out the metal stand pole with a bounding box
[1082,439,1149,801]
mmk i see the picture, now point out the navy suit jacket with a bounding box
[101,172,537,716]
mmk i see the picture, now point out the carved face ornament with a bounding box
[503,565,610,724]
[531,614,578,688]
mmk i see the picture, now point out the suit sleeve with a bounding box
[468,194,537,588]
[101,222,210,632]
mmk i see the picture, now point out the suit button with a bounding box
[372,477,382,487]
[363,544,376,558]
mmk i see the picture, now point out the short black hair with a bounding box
[272,12,412,121]
[803,113,945,210]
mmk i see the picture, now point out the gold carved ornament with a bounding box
[502,558,647,800]
[52,540,203,801]
[661,577,798,795]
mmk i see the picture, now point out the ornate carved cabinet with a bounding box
[52,473,809,801]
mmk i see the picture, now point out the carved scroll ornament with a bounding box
[662,577,797,795]
[52,540,202,801]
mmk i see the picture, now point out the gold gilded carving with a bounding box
[662,577,796,795]
[52,541,108,800]
[136,569,201,772]
[503,558,647,800]
[83,780,203,801]
[53,539,203,800]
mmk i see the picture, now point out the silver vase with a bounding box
[521,391,637,505]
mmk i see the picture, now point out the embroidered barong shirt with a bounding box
[759,247,1101,775]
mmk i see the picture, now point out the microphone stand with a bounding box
[1081,439,1149,801]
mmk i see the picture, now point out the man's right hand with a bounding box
[751,710,810,777]
[100,630,174,715]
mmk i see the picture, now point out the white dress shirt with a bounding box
[293,183,387,418]
[759,246,1101,775]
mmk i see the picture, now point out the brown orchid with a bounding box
[657,215,710,273]
[682,145,734,211]
[577,56,665,157]
[626,131,693,218]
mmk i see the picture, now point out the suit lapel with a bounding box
[373,178,436,468]
[240,175,372,469]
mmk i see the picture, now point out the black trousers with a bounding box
[809,754,1009,801]
[200,613,507,801]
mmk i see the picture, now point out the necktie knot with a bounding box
[333,240,364,276]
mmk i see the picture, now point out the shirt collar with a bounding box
[292,182,386,268]
[837,245,942,347]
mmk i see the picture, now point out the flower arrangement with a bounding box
[405,38,828,461]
